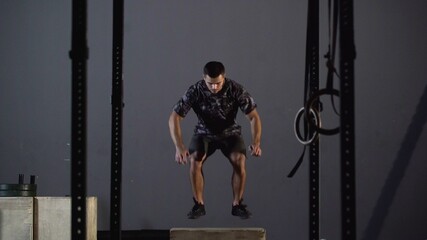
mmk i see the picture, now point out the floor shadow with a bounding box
[361,84,427,240]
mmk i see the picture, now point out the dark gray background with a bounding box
[1,1,426,240]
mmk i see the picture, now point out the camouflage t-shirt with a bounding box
[173,78,257,136]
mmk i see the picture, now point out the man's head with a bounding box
[203,61,225,78]
[203,61,226,93]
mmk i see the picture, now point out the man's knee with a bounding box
[229,152,246,168]
[189,151,206,169]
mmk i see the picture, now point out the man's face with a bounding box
[203,74,225,94]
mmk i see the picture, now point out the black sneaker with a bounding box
[187,198,206,219]
[232,199,252,219]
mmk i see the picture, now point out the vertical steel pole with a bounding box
[110,0,125,239]
[339,0,356,239]
[307,0,320,239]
[70,0,88,239]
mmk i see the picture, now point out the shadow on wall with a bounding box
[362,84,427,240]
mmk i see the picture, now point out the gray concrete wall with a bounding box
[1,1,426,240]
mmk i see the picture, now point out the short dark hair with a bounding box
[203,61,225,78]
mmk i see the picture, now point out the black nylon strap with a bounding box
[326,0,341,115]
[326,0,339,91]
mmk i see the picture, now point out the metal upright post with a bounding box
[69,0,88,239]
[339,0,356,239]
[110,0,125,239]
[307,0,320,239]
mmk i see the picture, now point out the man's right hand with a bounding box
[175,147,190,164]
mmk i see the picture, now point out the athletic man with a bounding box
[168,61,262,219]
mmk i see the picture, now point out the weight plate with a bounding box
[0,184,37,191]
[0,190,36,197]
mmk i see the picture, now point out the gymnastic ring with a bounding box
[294,107,321,145]
[305,88,340,135]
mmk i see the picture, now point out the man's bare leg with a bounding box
[229,152,252,219]
[186,151,207,219]
[189,151,206,204]
[229,152,247,205]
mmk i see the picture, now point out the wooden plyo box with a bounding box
[170,228,266,240]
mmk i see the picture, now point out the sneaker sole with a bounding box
[187,212,206,219]
[232,213,251,219]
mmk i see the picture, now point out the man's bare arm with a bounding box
[245,109,262,156]
[168,111,189,164]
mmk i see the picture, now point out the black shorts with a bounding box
[188,134,246,158]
